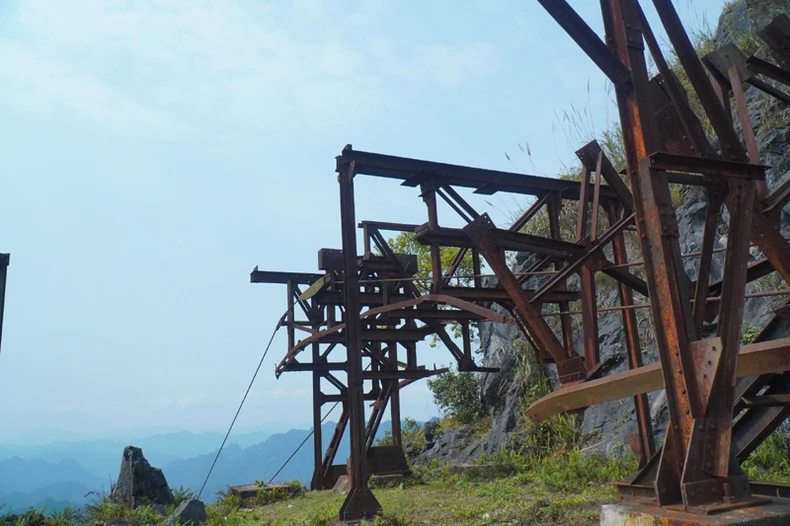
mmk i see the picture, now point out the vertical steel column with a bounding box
[599,0,697,505]
[0,254,8,354]
[692,190,725,334]
[389,342,402,449]
[310,301,324,490]
[337,148,382,521]
[651,0,758,501]
[421,183,443,294]
[576,166,601,373]
[547,197,576,359]
[606,204,655,466]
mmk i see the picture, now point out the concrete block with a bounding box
[601,499,790,525]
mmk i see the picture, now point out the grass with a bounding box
[204,469,621,526]
[0,485,204,526]
[191,418,636,526]
[83,499,165,525]
[0,501,166,526]
[743,428,790,483]
[192,420,635,526]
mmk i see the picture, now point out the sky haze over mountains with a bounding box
[0,425,367,511]
[0,0,727,445]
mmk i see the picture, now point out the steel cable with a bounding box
[266,362,374,484]
[196,307,290,500]
[266,401,340,484]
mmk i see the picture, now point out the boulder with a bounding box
[163,499,206,526]
[423,420,439,450]
[332,475,352,495]
[112,446,174,507]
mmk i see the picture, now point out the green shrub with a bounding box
[172,485,195,507]
[248,480,305,506]
[83,498,165,526]
[741,322,761,344]
[427,368,484,424]
[375,417,425,457]
[743,428,790,482]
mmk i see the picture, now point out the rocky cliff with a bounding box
[416,0,790,464]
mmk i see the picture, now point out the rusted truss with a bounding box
[253,137,664,520]
[248,3,790,521]
[532,0,790,516]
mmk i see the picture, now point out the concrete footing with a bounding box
[601,499,790,525]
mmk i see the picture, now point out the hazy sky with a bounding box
[0,0,728,444]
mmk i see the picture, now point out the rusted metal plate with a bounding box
[703,43,753,85]
[250,267,325,285]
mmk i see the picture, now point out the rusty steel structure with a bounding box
[534,0,790,516]
[254,140,659,519]
[250,2,790,522]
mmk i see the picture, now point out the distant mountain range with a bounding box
[0,430,273,480]
[0,423,390,511]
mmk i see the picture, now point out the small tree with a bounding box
[387,231,476,293]
[387,231,480,343]
[427,367,484,424]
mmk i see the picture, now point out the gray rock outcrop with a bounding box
[112,446,175,507]
[163,499,206,526]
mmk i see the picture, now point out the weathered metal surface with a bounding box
[525,337,790,422]
[336,151,381,521]
[339,146,621,201]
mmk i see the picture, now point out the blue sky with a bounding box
[0,0,727,443]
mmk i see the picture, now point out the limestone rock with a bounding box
[112,446,174,507]
[163,499,205,526]
[332,475,352,495]
[423,420,439,450]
